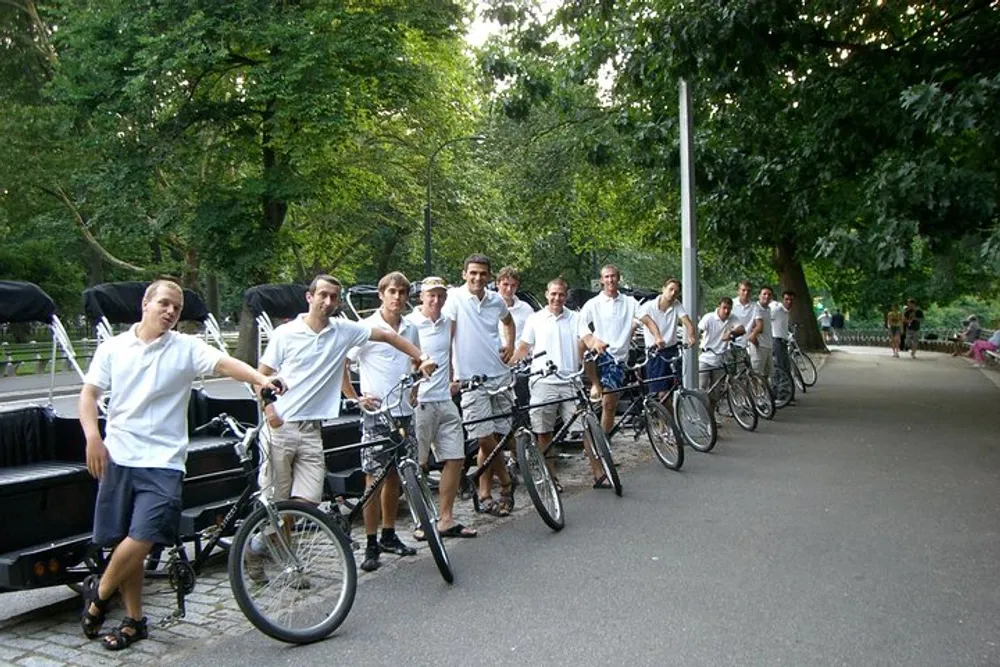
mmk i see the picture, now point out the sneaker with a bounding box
[245,551,268,583]
[360,544,381,572]
[379,533,417,557]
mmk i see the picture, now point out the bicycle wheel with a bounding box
[793,351,818,387]
[770,367,795,409]
[229,501,356,644]
[747,372,775,420]
[515,429,565,531]
[644,399,684,471]
[674,389,717,453]
[726,377,758,432]
[400,465,453,584]
[584,413,622,496]
[790,361,807,394]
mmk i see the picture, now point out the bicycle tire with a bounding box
[585,413,622,496]
[770,367,795,409]
[400,465,454,584]
[793,351,818,387]
[229,501,356,644]
[674,389,717,452]
[790,361,807,394]
[515,430,565,531]
[747,372,775,420]
[644,399,684,470]
[727,377,758,432]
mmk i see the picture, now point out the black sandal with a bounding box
[80,575,111,639]
[497,488,514,516]
[102,616,148,651]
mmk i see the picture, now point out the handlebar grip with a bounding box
[192,416,220,434]
[531,350,547,360]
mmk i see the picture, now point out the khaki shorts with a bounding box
[699,362,724,399]
[259,420,325,503]
[415,400,465,465]
[529,382,577,434]
[749,344,773,377]
[460,375,514,440]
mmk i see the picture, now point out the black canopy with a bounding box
[82,282,209,324]
[566,288,597,312]
[244,284,309,319]
[0,281,57,324]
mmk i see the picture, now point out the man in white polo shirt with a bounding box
[512,277,596,489]
[442,253,517,517]
[78,280,283,650]
[578,264,665,440]
[406,277,476,538]
[770,289,795,378]
[343,272,437,572]
[751,286,775,380]
[698,296,745,414]
[640,277,696,400]
[496,266,534,346]
[731,279,762,350]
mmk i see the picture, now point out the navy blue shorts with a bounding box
[596,352,625,391]
[646,345,681,394]
[92,460,184,547]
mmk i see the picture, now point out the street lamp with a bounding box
[424,134,487,276]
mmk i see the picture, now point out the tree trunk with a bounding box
[773,239,826,352]
[206,273,220,317]
[234,303,259,365]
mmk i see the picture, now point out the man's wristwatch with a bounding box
[418,353,431,363]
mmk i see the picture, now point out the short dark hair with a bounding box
[719,296,733,307]
[738,279,753,289]
[464,254,491,272]
[759,285,773,295]
[309,274,342,294]
[497,266,520,283]
[782,290,796,299]
[377,271,410,294]
[662,277,681,290]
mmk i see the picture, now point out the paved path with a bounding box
[2,349,999,667]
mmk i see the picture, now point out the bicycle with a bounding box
[638,345,718,454]
[700,343,758,432]
[788,324,818,388]
[329,373,454,583]
[604,346,685,471]
[461,352,566,531]
[734,346,776,421]
[153,389,357,644]
[539,350,622,496]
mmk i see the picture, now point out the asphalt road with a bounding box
[161,349,1000,667]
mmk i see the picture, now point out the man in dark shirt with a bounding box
[902,298,924,358]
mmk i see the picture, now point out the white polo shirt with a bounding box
[84,326,226,472]
[730,299,761,348]
[519,307,580,385]
[754,301,773,348]
[698,312,737,367]
[499,296,534,347]
[441,285,510,380]
[770,302,790,341]
[348,310,419,417]
[261,314,371,422]
[639,298,689,348]
[405,309,453,403]
[577,291,641,363]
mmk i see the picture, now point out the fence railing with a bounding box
[826,328,996,353]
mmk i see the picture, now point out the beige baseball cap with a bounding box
[420,276,447,292]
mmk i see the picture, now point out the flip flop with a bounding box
[439,523,478,538]
[593,474,613,490]
[412,529,426,542]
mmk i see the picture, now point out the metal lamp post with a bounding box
[424,134,486,276]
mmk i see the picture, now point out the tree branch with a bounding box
[35,184,149,274]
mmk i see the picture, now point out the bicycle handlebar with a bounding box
[459,351,547,394]
[345,372,424,417]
